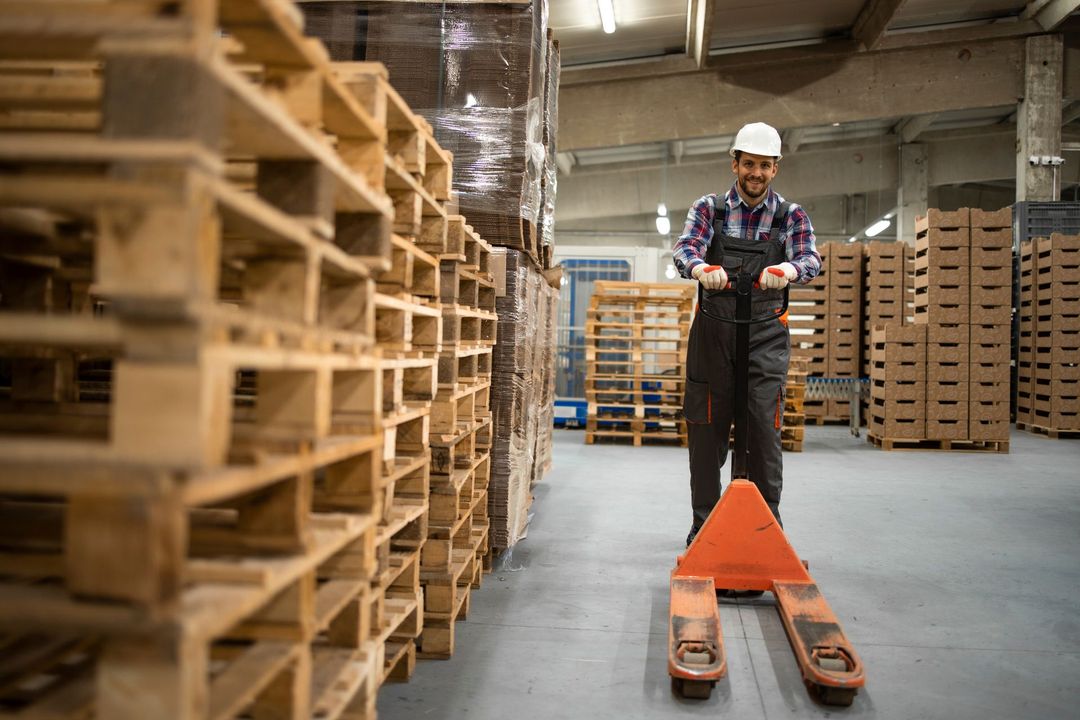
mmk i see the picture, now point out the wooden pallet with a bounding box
[584,429,687,447]
[370,234,440,298]
[437,346,493,389]
[374,293,442,353]
[1015,421,1080,439]
[867,433,1009,453]
[0,513,382,720]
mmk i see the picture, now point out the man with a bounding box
[673,121,821,553]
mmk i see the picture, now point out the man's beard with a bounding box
[739,176,769,200]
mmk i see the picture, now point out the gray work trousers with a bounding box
[683,304,790,530]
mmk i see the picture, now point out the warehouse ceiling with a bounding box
[551,0,1080,232]
[552,0,1078,67]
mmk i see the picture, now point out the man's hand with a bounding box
[758,262,797,289]
[692,264,728,290]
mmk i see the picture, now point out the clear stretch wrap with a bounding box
[301,1,549,251]
[537,33,560,251]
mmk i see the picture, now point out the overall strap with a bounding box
[711,194,728,237]
[768,201,792,243]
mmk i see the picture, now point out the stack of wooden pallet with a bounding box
[1017,233,1080,437]
[584,282,695,446]
[419,218,497,660]
[0,4,503,717]
[0,2,397,717]
[329,61,449,685]
[782,357,809,452]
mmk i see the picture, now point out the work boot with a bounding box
[686,525,700,548]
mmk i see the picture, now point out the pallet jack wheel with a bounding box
[811,683,856,707]
[672,677,714,699]
[810,656,855,706]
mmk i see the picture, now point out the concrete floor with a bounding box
[379,427,1080,719]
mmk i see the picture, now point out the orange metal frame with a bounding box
[668,480,866,704]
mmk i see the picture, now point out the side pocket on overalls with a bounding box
[684,378,711,424]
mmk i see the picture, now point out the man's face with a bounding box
[732,152,778,201]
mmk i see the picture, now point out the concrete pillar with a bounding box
[1016,34,1063,202]
[897,144,928,245]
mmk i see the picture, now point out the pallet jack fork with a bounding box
[668,269,865,705]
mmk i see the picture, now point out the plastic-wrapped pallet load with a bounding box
[489,247,542,549]
[301,0,552,264]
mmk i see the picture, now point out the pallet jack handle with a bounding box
[696,266,790,481]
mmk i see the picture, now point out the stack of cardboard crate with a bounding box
[1017,233,1080,436]
[862,243,913,376]
[869,208,1010,451]
[790,242,863,423]
[869,325,927,440]
[827,243,865,421]
[789,245,830,420]
[968,209,1013,442]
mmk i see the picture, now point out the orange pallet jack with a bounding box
[668,268,865,704]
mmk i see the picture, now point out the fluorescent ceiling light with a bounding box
[656,215,671,235]
[883,211,895,219]
[597,0,616,34]
[865,219,891,238]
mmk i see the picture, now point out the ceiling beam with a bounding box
[1022,0,1080,31]
[561,36,1040,151]
[851,0,908,51]
[561,19,1040,88]
[685,0,716,69]
[894,113,938,143]
[782,128,807,154]
[555,126,1036,223]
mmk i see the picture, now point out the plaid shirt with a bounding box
[673,184,821,283]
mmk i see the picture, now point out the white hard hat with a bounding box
[729,122,783,159]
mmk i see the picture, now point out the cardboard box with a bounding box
[925,323,968,344]
[870,378,923,402]
[871,359,926,381]
[914,244,969,268]
[969,246,1012,269]
[970,207,1011,229]
[970,303,1011,325]
[969,323,1011,345]
[928,362,967,383]
[917,208,971,231]
[970,361,1010,384]
[928,381,968,402]
[969,417,1009,441]
[871,396,925,419]
[969,341,1011,364]
[970,285,1012,306]
[970,381,1009,403]
[928,398,968,420]
[972,265,1013,286]
[970,226,1012,248]
[870,415,926,439]
[927,342,970,364]
[927,418,967,440]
